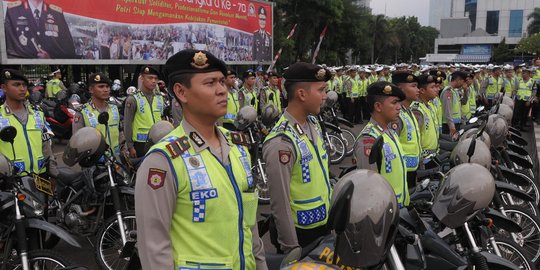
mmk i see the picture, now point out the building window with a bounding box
[486,10,499,35]
[465,0,477,30]
[509,10,524,37]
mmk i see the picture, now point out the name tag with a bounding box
[190,188,218,201]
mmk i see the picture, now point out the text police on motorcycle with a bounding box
[135,49,267,270]
[263,63,332,253]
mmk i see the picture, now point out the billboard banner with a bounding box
[462,44,492,55]
[1,0,273,64]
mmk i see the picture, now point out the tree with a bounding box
[515,33,540,56]
[527,7,540,36]
[492,38,513,64]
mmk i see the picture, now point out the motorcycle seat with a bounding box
[56,166,84,187]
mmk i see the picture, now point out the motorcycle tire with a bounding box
[327,134,346,164]
[95,211,137,270]
[252,162,270,205]
[4,249,74,269]
[497,205,540,263]
[340,128,356,157]
[492,236,535,270]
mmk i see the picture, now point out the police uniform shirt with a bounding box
[2,102,58,176]
[72,100,111,135]
[354,118,393,171]
[253,30,271,61]
[5,0,76,58]
[262,110,320,253]
[135,120,267,270]
[171,99,183,127]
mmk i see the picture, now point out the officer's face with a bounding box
[225,74,236,87]
[400,82,419,101]
[175,71,227,119]
[2,80,27,102]
[141,74,158,91]
[523,71,531,80]
[269,76,279,86]
[258,14,266,29]
[422,83,438,100]
[377,96,401,122]
[90,83,110,101]
[535,59,540,67]
[304,82,327,114]
[244,76,256,87]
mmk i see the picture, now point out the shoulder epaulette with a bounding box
[230,131,249,146]
[165,136,190,159]
[307,115,318,125]
[49,4,62,12]
[7,1,21,8]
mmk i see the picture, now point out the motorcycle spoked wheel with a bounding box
[327,134,346,164]
[95,211,137,270]
[489,236,535,270]
[4,249,74,270]
[252,162,270,205]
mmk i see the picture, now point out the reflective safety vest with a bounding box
[397,108,421,171]
[132,91,164,142]
[46,78,62,98]
[81,102,120,154]
[242,88,258,111]
[333,77,343,94]
[469,84,477,115]
[461,89,471,120]
[265,87,282,114]
[264,115,331,229]
[412,101,438,157]
[357,78,368,97]
[516,78,534,101]
[428,99,441,135]
[0,104,46,174]
[224,91,240,124]
[485,76,503,99]
[148,124,257,270]
[441,88,462,124]
[350,78,360,98]
[360,122,408,207]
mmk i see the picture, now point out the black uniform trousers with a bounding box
[514,99,530,128]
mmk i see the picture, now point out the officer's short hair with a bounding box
[170,73,195,89]
[366,95,389,112]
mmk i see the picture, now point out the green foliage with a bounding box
[527,7,540,36]
[492,38,513,64]
[272,0,439,68]
[515,33,540,56]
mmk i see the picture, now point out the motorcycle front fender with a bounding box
[119,186,135,196]
[324,122,341,133]
[22,218,82,248]
[337,117,354,128]
[481,251,520,270]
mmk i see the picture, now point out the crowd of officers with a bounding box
[2,52,540,270]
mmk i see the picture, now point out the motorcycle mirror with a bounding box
[369,136,384,173]
[468,117,478,124]
[466,137,476,162]
[98,112,109,125]
[0,126,17,144]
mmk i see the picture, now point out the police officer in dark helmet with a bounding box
[135,49,266,270]
[263,63,332,253]
[124,66,165,158]
[252,6,272,62]
[4,0,76,59]
[0,69,58,177]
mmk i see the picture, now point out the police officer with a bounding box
[72,72,121,155]
[391,72,421,188]
[262,62,331,253]
[441,71,468,137]
[0,69,57,177]
[252,6,271,62]
[4,0,76,59]
[241,70,259,110]
[45,69,67,99]
[480,66,503,107]
[357,69,370,122]
[223,69,240,130]
[354,81,408,207]
[512,68,536,131]
[124,66,165,158]
[260,71,282,114]
[135,49,266,270]
[343,67,357,123]
[411,75,439,158]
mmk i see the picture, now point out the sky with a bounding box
[370,0,431,26]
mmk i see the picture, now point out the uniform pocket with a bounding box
[176,254,233,270]
[241,191,257,227]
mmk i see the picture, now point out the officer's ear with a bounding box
[295,82,310,102]
[173,83,187,104]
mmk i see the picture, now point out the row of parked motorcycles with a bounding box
[0,89,538,270]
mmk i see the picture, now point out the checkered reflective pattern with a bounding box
[301,163,311,183]
[297,204,326,226]
[404,156,418,168]
[192,199,206,222]
[385,159,392,173]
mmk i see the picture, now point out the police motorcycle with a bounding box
[316,94,346,165]
[234,105,276,204]
[320,91,356,157]
[42,112,137,270]
[0,126,84,269]
[262,169,402,270]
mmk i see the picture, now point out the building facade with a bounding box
[426,0,540,63]
[429,0,452,29]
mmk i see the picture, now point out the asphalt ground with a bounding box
[50,122,539,269]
